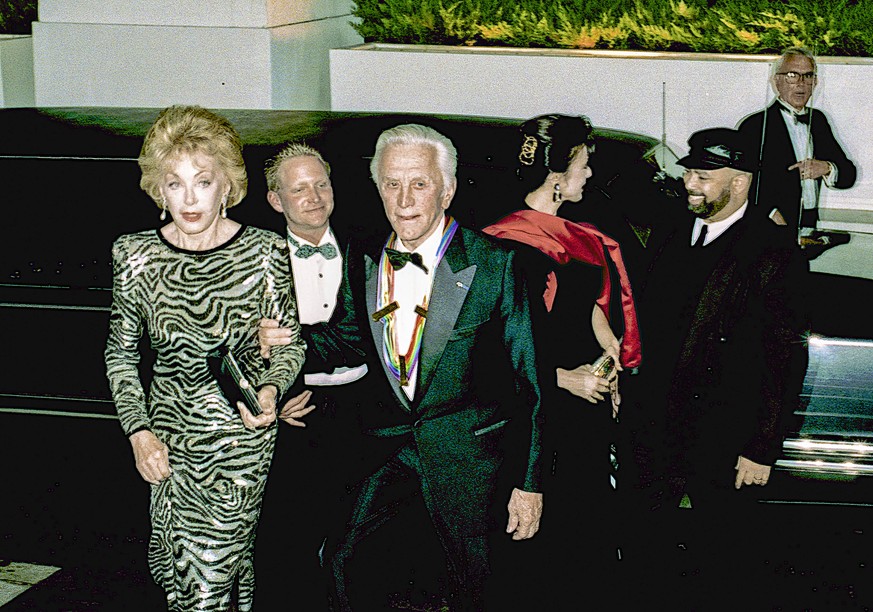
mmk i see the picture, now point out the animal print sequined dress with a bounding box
[105,225,305,611]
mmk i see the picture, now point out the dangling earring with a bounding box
[220,194,228,219]
[159,197,167,221]
[553,183,562,204]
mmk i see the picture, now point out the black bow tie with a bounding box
[782,106,810,125]
[384,248,429,274]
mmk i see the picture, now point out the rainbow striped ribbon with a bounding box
[377,217,459,389]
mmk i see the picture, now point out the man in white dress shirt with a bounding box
[255,143,367,609]
[737,46,856,246]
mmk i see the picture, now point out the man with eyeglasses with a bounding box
[738,46,856,246]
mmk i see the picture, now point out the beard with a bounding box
[687,185,731,219]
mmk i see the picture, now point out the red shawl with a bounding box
[484,209,642,368]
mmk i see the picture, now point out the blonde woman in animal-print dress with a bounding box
[104,106,306,611]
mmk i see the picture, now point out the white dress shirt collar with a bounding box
[692,201,748,246]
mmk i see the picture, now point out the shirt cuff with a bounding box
[823,162,838,187]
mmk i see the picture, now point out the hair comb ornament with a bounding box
[518,135,538,166]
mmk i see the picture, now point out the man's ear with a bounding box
[441,179,457,210]
[267,190,283,213]
[731,172,752,195]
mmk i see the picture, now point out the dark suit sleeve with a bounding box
[742,243,809,464]
[813,110,856,190]
[301,242,368,372]
[499,249,545,492]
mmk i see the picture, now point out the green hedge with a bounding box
[0,0,36,34]
[351,0,873,56]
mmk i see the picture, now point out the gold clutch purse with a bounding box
[591,354,615,379]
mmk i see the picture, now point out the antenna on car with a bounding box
[752,54,771,218]
[661,81,666,169]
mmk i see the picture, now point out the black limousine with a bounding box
[1,108,871,606]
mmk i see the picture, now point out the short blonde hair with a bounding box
[138,105,247,208]
[264,143,331,192]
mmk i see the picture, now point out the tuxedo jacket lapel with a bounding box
[417,235,476,403]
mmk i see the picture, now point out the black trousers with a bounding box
[254,386,358,611]
[327,443,494,612]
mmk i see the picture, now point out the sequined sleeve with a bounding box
[254,234,306,395]
[104,235,150,436]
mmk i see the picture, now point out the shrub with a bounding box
[351,0,873,56]
[0,0,36,34]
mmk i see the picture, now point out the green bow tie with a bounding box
[288,234,337,260]
[384,248,428,273]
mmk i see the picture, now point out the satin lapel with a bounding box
[417,234,476,402]
[365,251,412,411]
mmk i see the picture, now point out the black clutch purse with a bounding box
[206,345,262,416]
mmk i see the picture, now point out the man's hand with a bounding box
[237,385,278,430]
[789,158,831,181]
[556,364,610,404]
[278,389,317,427]
[258,318,296,359]
[505,488,543,541]
[129,429,170,485]
[734,455,772,489]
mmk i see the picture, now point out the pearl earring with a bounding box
[159,197,167,221]
[220,194,228,219]
[553,183,562,204]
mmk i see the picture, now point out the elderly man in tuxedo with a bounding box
[737,46,856,243]
[263,124,544,610]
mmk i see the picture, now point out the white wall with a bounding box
[37,0,270,27]
[32,0,362,109]
[38,0,354,27]
[33,22,273,108]
[0,35,34,107]
[331,44,873,231]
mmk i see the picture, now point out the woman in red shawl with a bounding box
[484,114,641,608]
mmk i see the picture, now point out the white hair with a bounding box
[370,124,458,190]
[771,46,817,79]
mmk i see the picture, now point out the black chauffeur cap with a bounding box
[676,127,757,173]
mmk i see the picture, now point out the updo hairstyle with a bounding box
[515,114,595,194]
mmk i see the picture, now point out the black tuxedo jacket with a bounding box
[738,100,856,230]
[306,224,544,536]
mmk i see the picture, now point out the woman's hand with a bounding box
[609,374,621,419]
[129,430,171,485]
[602,343,622,373]
[237,384,279,429]
[258,318,295,359]
[556,364,610,404]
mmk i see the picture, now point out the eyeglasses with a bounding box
[776,71,817,84]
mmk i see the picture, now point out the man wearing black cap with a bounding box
[623,127,809,605]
